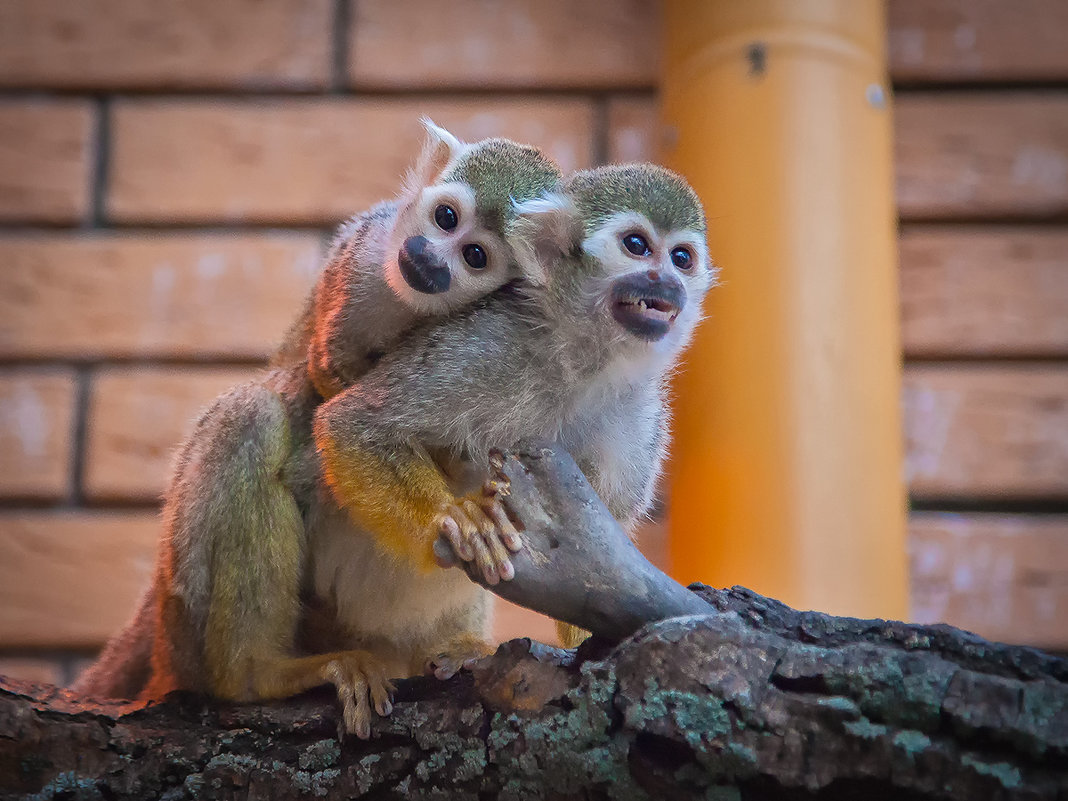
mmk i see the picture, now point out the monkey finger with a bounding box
[482,501,522,553]
[484,535,514,582]
[370,679,393,717]
[448,503,484,550]
[470,506,515,580]
[351,674,372,740]
[433,658,458,681]
[460,499,496,538]
[469,533,499,585]
[330,672,362,739]
[460,500,516,580]
[439,514,473,562]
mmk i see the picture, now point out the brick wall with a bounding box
[0,0,1065,684]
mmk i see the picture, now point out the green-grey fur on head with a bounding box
[565,164,706,236]
[447,139,562,232]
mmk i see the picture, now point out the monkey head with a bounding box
[384,119,562,314]
[512,163,716,372]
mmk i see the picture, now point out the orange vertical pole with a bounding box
[661,0,908,619]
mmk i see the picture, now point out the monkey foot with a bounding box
[436,476,522,585]
[424,637,494,681]
[320,651,396,740]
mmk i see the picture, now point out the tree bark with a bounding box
[2,444,1066,800]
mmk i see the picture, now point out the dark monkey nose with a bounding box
[398,235,451,294]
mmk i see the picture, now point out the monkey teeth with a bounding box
[620,298,679,324]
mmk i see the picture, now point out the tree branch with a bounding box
[2,444,1065,799]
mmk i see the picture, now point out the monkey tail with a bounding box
[69,584,156,700]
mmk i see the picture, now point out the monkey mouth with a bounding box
[610,276,685,341]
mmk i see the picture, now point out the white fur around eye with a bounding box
[422,182,477,228]
[665,229,715,284]
[582,211,656,273]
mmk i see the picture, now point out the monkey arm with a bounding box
[313,387,458,572]
[312,300,541,578]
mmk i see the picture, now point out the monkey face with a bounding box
[582,209,712,349]
[511,165,714,374]
[387,180,515,313]
[383,119,560,315]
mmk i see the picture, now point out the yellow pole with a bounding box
[662,0,908,619]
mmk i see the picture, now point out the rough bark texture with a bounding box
[2,443,1066,799]
[3,591,1066,800]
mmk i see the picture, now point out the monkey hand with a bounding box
[320,650,396,740]
[434,454,521,584]
[423,634,494,680]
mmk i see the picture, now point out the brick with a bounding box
[84,367,261,502]
[0,101,92,223]
[0,511,158,648]
[108,99,596,224]
[910,513,1068,649]
[606,96,660,164]
[900,226,1068,358]
[0,371,76,499]
[349,0,659,90]
[903,366,1068,499]
[0,233,321,360]
[889,0,1068,83]
[0,657,65,685]
[896,94,1068,220]
[0,0,330,90]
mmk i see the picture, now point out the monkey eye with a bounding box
[670,247,693,271]
[434,204,459,231]
[462,243,487,270]
[622,233,651,257]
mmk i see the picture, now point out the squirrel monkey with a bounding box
[275,117,561,397]
[315,164,715,663]
[72,124,562,739]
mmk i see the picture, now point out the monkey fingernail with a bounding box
[439,518,473,562]
[498,560,515,581]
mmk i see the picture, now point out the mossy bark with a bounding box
[3,591,1066,800]
[2,443,1065,799]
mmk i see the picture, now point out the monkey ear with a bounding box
[407,117,465,189]
[509,193,582,284]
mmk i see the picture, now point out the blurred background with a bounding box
[0,0,1065,686]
